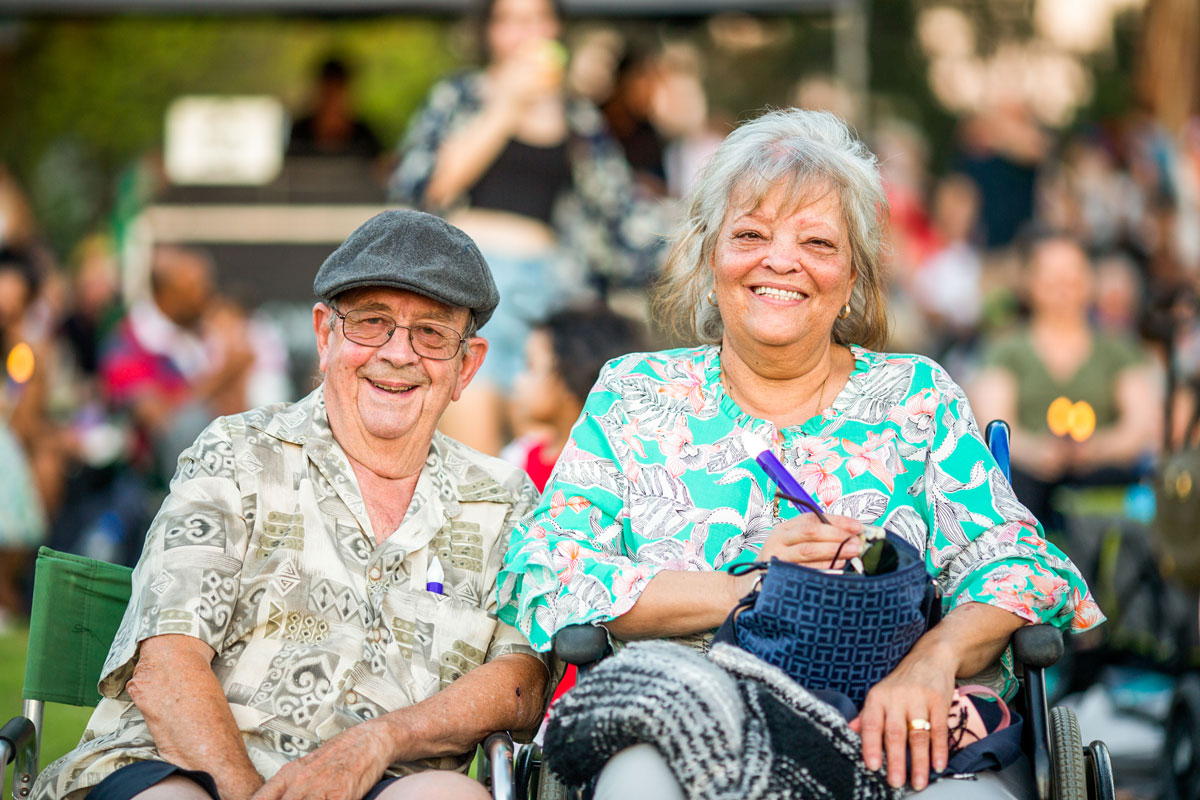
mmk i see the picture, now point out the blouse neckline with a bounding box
[706,343,872,441]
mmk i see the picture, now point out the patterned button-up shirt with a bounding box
[35,388,543,800]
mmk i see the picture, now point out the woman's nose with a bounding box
[762,238,802,272]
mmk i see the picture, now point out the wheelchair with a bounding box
[0,547,521,800]
[509,421,1118,800]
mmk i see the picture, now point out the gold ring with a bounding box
[908,718,932,732]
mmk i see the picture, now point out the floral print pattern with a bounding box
[497,345,1103,690]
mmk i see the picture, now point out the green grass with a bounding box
[1,625,96,789]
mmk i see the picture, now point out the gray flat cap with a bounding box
[313,210,499,328]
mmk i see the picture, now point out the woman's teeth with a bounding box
[754,286,805,301]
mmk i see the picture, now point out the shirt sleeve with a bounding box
[496,365,664,652]
[921,374,1105,633]
[485,472,549,669]
[98,416,251,696]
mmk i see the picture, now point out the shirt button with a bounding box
[368,566,381,581]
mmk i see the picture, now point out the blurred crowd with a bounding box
[1,0,1199,636]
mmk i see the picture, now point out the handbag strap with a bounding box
[714,562,769,647]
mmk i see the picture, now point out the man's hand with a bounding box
[253,720,395,800]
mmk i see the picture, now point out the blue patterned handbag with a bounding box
[714,531,939,707]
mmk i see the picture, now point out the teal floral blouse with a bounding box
[497,345,1104,672]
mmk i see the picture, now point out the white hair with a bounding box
[654,108,890,349]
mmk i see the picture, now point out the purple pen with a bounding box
[425,556,444,595]
[739,430,830,522]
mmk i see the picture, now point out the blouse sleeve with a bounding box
[921,376,1104,633]
[388,74,478,209]
[496,365,666,652]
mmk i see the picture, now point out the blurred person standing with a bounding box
[504,305,645,491]
[390,0,664,456]
[287,55,383,161]
[910,174,985,357]
[77,246,256,565]
[0,248,49,625]
[655,44,725,201]
[969,233,1161,527]
[601,48,668,197]
[953,104,1050,252]
[99,245,256,474]
[61,234,123,382]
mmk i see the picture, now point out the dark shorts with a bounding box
[85,760,403,800]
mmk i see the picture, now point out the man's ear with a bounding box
[312,302,334,373]
[451,337,490,402]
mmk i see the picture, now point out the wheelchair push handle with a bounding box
[986,420,1012,481]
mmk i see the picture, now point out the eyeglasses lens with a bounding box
[341,310,461,359]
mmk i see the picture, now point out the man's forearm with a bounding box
[373,653,547,762]
[128,635,263,800]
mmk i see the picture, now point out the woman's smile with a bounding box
[713,185,855,353]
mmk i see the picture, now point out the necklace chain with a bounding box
[720,353,837,521]
[720,354,836,422]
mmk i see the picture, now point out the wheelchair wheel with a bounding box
[535,765,575,800]
[1164,673,1200,800]
[1050,706,1087,800]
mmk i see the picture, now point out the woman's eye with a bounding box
[735,230,764,240]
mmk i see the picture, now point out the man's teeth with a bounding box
[754,286,805,301]
[370,380,415,394]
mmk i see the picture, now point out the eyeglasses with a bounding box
[331,307,466,360]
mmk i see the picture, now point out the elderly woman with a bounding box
[497,109,1102,796]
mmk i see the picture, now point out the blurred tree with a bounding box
[0,16,458,258]
[1136,0,1199,132]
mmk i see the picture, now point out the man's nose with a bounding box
[375,326,420,366]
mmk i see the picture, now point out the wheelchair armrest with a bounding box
[1013,624,1063,669]
[1013,626,1062,800]
[553,624,611,668]
[0,716,34,765]
[484,731,515,800]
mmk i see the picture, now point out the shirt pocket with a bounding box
[382,586,497,699]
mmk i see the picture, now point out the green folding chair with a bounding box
[0,547,132,800]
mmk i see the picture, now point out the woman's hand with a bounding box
[491,39,565,109]
[759,513,864,570]
[849,644,958,791]
[850,603,1027,790]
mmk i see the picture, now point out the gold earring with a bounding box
[707,289,717,305]
[839,303,851,319]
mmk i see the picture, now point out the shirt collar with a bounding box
[251,385,511,512]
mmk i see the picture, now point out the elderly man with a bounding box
[34,211,548,800]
